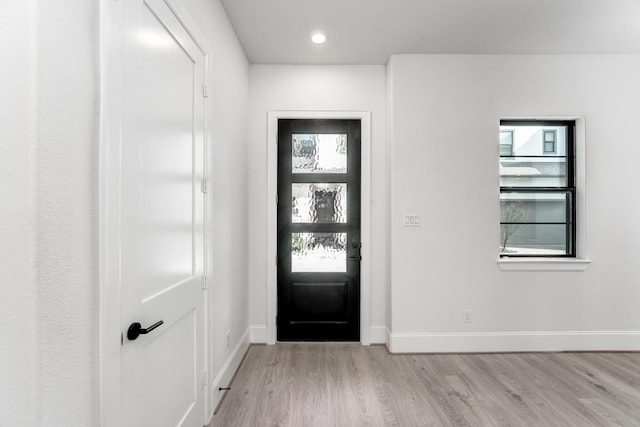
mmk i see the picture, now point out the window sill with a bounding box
[497,258,592,271]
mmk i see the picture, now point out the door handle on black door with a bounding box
[349,242,362,260]
[127,320,164,341]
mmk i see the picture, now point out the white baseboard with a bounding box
[240,326,640,353]
[369,326,388,345]
[388,330,640,354]
[209,328,251,419]
[250,325,268,343]
[251,324,388,345]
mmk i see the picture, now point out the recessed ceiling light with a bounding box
[310,31,328,45]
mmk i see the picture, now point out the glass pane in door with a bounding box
[291,232,347,272]
[292,183,347,223]
[292,134,347,173]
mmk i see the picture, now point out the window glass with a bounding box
[500,125,566,157]
[499,157,567,187]
[500,224,571,255]
[500,192,572,256]
[499,121,575,257]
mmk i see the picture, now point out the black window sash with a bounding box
[499,120,576,258]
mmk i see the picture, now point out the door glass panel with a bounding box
[291,233,347,272]
[292,134,347,173]
[292,183,347,223]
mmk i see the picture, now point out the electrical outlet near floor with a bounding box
[463,310,472,323]
[226,330,231,349]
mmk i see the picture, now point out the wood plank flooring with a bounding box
[209,344,640,427]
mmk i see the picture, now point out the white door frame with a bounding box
[99,0,212,424]
[266,110,372,345]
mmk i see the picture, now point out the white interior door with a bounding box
[120,0,206,425]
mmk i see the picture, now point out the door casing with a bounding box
[99,0,212,424]
[266,110,372,345]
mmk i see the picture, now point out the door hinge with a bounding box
[202,276,207,290]
[276,193,278,205]
[202,82,208,98]
[201,178,208,194]
[202,370,209,386]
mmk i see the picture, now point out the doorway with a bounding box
[277,119,361,341]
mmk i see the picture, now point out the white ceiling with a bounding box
[220,0,640,65]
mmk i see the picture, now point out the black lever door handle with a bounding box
[127,320,164,341]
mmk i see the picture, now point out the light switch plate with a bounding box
[403,214,421,227]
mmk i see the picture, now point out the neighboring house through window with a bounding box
[543,129,557,153]
[499,120,576,257]
[500,130,514,156]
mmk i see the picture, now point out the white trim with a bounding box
[163,0,213,56]
[369,326,388,345]
[250,325,268,343]
[162,2,214,420]
[99,0,124,424]
[209,328,250,421]
[388,331,640,354]
[251,324,383,345]
[160,1,215,419]
[266,110,372,345]
[498,116,589,271]
[497,258,591,271]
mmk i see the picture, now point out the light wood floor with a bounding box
[209,343,640,426]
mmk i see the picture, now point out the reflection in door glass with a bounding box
[292,134,347,173]
[291,233,347,272]
[292,183,346,223]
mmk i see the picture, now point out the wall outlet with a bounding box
[226,330,231,349]
[463,310,472,323]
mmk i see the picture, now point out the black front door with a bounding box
[277,119,361,341]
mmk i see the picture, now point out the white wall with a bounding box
[1,0,99,425]
[177,0,251,414]
[388,54,640,352]
[248,65,388,340]
[0,1,39,425]
[37,2,99,423]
